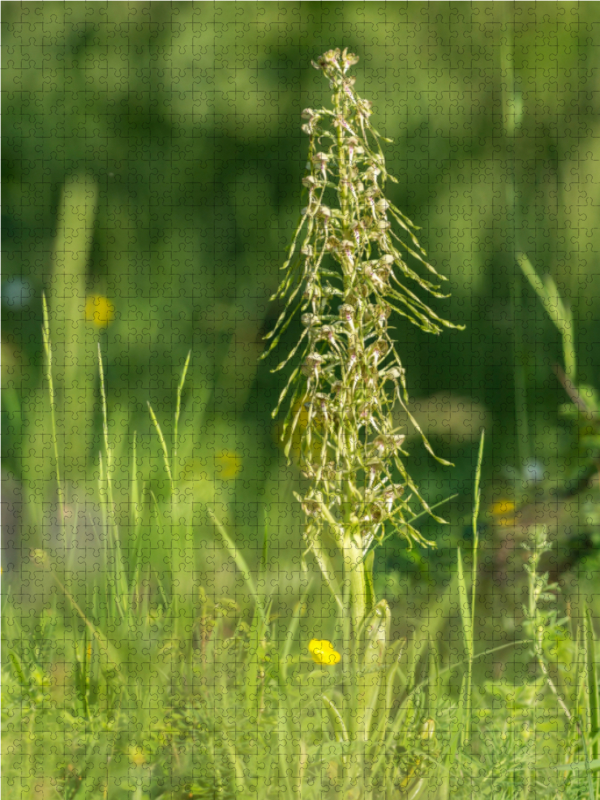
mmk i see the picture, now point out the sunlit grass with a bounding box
[3,305,598,799]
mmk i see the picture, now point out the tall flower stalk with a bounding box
[264,48,460,644]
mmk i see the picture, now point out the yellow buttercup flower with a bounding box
[489,499,516,526]
[309,639,341,666]
[214,450,242,481]
[85,295,115,328]
[128,746,146,766]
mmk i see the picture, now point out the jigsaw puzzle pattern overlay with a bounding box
[3,4,600,798]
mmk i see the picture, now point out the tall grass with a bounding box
[2,49,600,800]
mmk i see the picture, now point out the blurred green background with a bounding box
[3,2,600,586]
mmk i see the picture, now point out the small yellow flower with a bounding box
[214,450,242,481]
[85,295,115,328]
[128,746,146,766]
[490,499,516,526]
[309,639,341,666]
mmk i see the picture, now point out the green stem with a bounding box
[335,85,349,219]
[345,535,366,638]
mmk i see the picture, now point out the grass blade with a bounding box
[41,293,64,515]
[208,508,263,620]
[585,605,599,795]
[174,350,191,462]
[147,401,174,494]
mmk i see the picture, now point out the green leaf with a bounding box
[321,693,349,747]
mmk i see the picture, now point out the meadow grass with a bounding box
[3,49,600,800]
